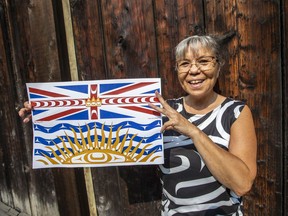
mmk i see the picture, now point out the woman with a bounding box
[149,35,257,215]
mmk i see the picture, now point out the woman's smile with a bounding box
[187,78,205,89]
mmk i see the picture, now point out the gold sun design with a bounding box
[37,124,161,165]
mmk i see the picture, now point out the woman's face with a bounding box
[177,46,220,100]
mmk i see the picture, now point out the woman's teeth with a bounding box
[189,80,203,84]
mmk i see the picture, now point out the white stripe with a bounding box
[197,106,221,130]
[159,155,190,174]
[209,135,229,148]
[163,135,187,143]
[175,176,216,194]
[166,200,235,215]
[164,139,193,149]
[234,105,244,119]
[163,186,226,205]
[216,101,234,141]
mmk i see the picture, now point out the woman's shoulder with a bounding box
[221,97,246,107]
[220,97,247,123]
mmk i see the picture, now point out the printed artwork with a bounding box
[27,78,163,169]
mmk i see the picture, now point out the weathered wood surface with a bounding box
[71,1,162,215]
[154,0,204,99]
[0,0,85,216]
[236,1,282,215]
[0,0,286,215]
[205,1,282,215]
[282,0,288,214]
[0,3,31,214]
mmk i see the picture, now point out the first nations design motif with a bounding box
[27,78,163,169]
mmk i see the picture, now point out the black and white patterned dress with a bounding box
[160,97,245,216]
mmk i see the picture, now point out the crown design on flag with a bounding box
[86,97,102,107]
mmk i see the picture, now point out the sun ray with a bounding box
[111,126,122,150]
[128,138,143,158]
[51,141,69,162]
[100,124,106,148]
[46,146,63,163]
[118,129,129,153]
[40,154,59,164]
[71,128,82,150]
[79,125,88,151]
[59,136,73,156]
[106,123,113,150]
[64,131,78,154]
[37,159,49,165]
[134,144,152,161]
[123,134,137,155]
[93,123,99,149]
[86,124,93,150]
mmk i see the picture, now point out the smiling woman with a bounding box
[149,35,257,215]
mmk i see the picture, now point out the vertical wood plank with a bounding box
[282,0,288,213]
[237,1,282,215]
[70,0,107,80]
[154,0,205,99]
[0,3,13,207]
[176,0,205,38]
[206,0,282,215]
[1,0,60,215]
[25,0,61,82]
[0,3,30,214]
[101,0,158,79]
[205,0,239,98]
[2,0,83,215]
[61,0,78,81]
[153,0,181,99]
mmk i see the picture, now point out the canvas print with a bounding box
[27,78,163,168]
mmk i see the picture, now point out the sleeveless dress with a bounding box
[160,97,245,216]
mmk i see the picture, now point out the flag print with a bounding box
[27,78,164,168]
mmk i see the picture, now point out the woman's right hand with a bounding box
[18,101,32,123]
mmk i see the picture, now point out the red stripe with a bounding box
[102,82,157,95]
[29,87,68,97]
[37,108,85,121]
[119,106,161,116]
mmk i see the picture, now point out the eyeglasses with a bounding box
[176,56,217,73]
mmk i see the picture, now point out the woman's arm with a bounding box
[149,91,257,196]
[189,105,257,196]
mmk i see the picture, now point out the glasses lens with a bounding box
[178,61,191,72]
[177,56,216,73]
[197,57,215,70]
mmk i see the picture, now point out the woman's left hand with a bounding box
[148,91,195,136]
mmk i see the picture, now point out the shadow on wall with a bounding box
[119,165,162,204]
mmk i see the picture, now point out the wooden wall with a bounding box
[0,0,286,215]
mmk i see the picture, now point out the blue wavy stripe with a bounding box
[34,144,162,157]
[34,120,161,133]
